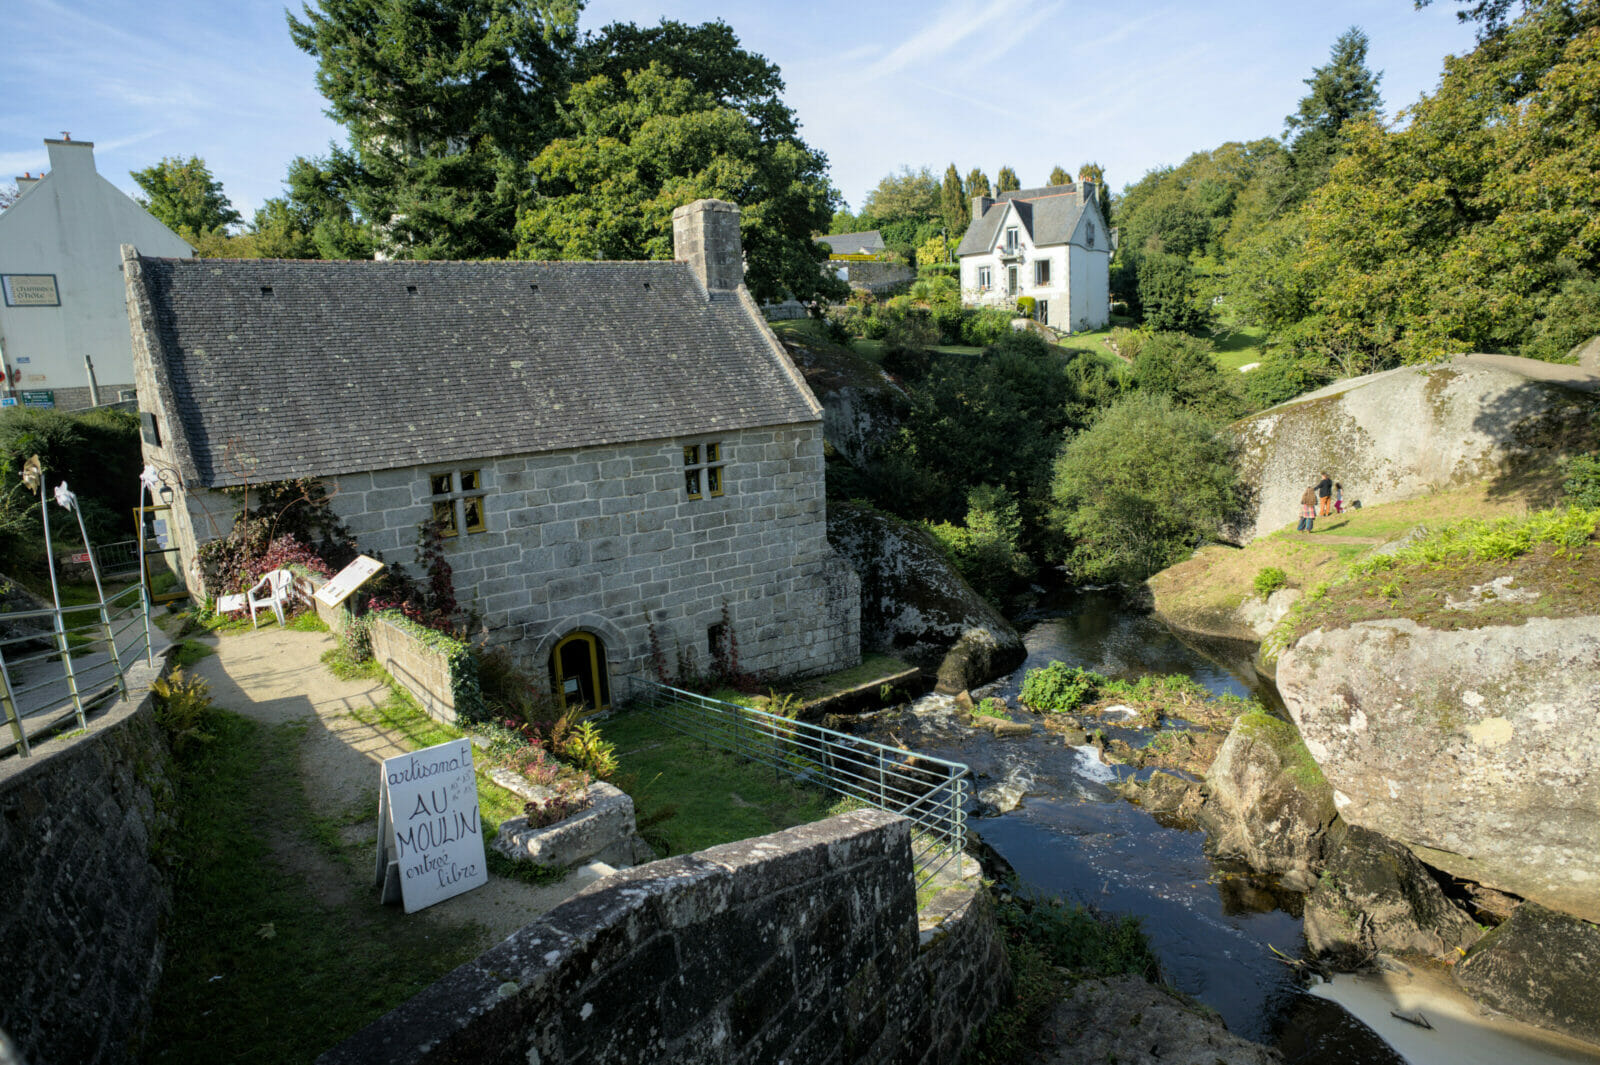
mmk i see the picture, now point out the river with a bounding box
[854,590,1410,1062]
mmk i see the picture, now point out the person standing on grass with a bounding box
[1299,485,1318,532]
[1334,482,1344,515]
[1316,472,1334,517]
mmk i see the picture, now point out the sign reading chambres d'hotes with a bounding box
[375,739,487,913]
[2,275,61,306]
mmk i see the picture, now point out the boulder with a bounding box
[1231,354,1598,540]
[936,628,1008,694]
[1277,615,1600,923]
[492,782,652,870]
[828,502,1024,680]
[1197,711,1339,885]
[777,327,907,469]
[1036,975,1282,1065]
[1570,334,1600,376]
[1116,770,1203,823]
[1456,903,1600,1046]
[1303,825,1480,967]
[1235,588,1302,640]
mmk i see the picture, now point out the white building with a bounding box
[0,137,191,410]
[955,182,1110,333]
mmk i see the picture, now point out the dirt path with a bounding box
[186,625,607,947]
[1287,533,1387,545]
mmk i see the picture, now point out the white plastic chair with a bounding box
[246,569,297,628]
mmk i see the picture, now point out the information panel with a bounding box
[375,739,487,913]
[314,554,385,608]
[2,274,61,306]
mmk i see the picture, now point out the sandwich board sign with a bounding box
[315,554,385,609]
[375,739,488,913]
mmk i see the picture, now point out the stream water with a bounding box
[858,589,1404,1063]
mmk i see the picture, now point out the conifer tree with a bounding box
[996,166,1021,193]
[1048,165,1071,187]
[940,163,968,235]
[1282,27,1383,200]
[966,168,992,199]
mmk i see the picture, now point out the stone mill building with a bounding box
[123,199,861,706]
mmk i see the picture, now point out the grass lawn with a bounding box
[602,707,855,857]
[1206,322,1269,372]
[145,712,485,1064]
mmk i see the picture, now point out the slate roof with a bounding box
[955,184,1093,257]
[130,256,821,488]
[813,230,884,256]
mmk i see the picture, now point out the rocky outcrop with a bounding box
[1277,615,1600,923]
[828,502,1024,681]
[1455,903,1600,1046]
[778,326,907,468]
[1232,354,1598,540]
[1036,976,1282,1065]
[1303,825,1480,967]
[1197,711,1339,891]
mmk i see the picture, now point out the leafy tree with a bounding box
[966,168,992,199]
[940,163,969,235]
[861,166,941,228]
[287,0,580,259]
[1048,165,1071,187]
[1131,332,1245,419]
[996,165,1021,193]
[1256,0,1600,365]
[1050,392,1242,582]
[1282,27,1384,200]
[926,485,1035,604]
[828,206,861,233]
[514,64,842,303]
[916,232,953,269]
[1136,253,1207,332]
[130,156,242,236]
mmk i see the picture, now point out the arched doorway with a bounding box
[549,631,611,714]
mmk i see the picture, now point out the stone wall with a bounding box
[368,615,471,724]
[832,259,914,294]
[318,810,1006,1065]
[320,423,859,697]
[0,665,173,1065]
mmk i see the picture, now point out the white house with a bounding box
[955,182,1110,333]
[0,136,191,410]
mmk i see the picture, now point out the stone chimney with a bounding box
[672,198,743,291]
[971,195,994,222]
[15,172,40,193]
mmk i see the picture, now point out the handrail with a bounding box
[640,681,970,888]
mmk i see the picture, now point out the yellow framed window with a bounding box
[683,441,725,500]
[426,469,488,537]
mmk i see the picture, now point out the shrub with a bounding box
[1016,296,1036,319]
[972,697,1009,721]
[151,670,216,754]
[960,307,1013,347]
[560,720,618,779]
[925,485,1035,604]
[1020,662,1107,713]
[1131,332,1244,420]
[1562,454,1600,508]
[1253,566,1289,597]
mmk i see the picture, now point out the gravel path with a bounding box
[185,625,608,946]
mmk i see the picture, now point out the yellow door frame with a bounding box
[551,631,608,714]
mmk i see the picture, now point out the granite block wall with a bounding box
[0,679,174,1065]
[317,810,1006,1065]
[368,616,462,723]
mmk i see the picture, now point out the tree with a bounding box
[1130,332,1245,419]
[514,63,842,303]
[1048,165,1071,186]
[130,156,242,236]
[1050,392,1242,582]
[940,164,968,235]
[287,0,580,259]
[861,166,941,228]
[966,168,992,199]
[0,183,17,212]
[251,156,374,260]
[1283,27,1384,200]
[996,165,1021,193]
[1137,253,1207,332]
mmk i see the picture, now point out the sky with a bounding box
[1,0,1481,221]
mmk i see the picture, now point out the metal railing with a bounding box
[92,539,143,576]
[641,682,971,887]
[1,583,154,757]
